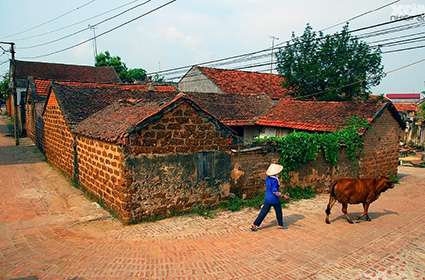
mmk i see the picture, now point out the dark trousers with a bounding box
[253,202,283,227]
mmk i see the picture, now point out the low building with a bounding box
[8,60,120,136]
[179,66,290,100]
[385,93,423,104]
[75,93,237,222]
[395,102,425,147]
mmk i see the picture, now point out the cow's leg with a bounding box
[357,203,372,221]
[325,195,337,224]
[342,203,354,224]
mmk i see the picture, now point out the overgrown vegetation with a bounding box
[276,24,384,101]
[95,51,147,83]
[256,116,370,181]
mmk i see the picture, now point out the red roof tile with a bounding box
[394,103,418,112]
[196,66,290,99]
[256,99,390,132]
[16,60,120,83]
[385,93,421,99]
[56,81,177,92]
[34,79,51,96]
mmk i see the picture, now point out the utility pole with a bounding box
[89,25,98,64]
[269,36,279,94]
[0,41,19,145]
[269,35,279,74]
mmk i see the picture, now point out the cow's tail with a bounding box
[329,181,337,198]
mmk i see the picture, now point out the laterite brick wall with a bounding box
[25,103,35,142]
[127,103,232,155]
[231,108,401,196]
[359,109,401,178]
[76,136,131,221]
[43,92,74,177]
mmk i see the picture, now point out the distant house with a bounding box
[385,93,424,104]
[7,60,121,136]
[394,101,425,147]
[178,66,290,100]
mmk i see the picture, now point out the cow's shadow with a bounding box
[330,209,398,223]
[259,214,305,230]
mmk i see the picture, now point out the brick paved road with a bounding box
[1,115,425,280]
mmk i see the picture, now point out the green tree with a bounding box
[0,73,9,103]
[276,24,385,101]
[95,51,146,83]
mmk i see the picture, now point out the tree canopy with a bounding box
[95,51,147,83]
[276,24,385,101]
[0,73,9,103]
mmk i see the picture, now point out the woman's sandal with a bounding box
[250,224,258,232]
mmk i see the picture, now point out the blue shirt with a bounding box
[264,176,280,204]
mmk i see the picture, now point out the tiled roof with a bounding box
[34,79,51,96]
[75,93,183,143]
[394,103,418,112]
[186,91,274,126]
[385,93,421,99]
[56,81,177,92]
[48,82,178,130]
[256,99,398,132]
[15,60,120,83]
[75,93,236,144]
[196,66,290,99]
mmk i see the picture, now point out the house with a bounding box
[42,82,177,177]
[385,93,424,103]
[7,60,120,136]
[178,66,290,100]
[394,102,425,147]
[74,93,237,222]
[231,99,405,197]
[41,81,237,222]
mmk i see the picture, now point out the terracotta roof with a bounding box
[48,82,178,130]
[56,81,177,92]
[256,99,399,132]
[195,66,290,99]
[75,93,237,144]
[185,92,274,126]
[15,60,120,83]
[394,103,418,112]
[34,79,51,96]
[385,93,421,99]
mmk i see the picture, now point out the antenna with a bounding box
[88,24,98,63]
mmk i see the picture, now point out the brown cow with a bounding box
[325,177,394,224]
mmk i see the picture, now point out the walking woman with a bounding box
[251,163,288,231]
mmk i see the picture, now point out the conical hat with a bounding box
[266,163,283,176]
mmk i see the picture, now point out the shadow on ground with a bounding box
[260,214,305,230]
[0,145,45,165]
[330,209,399,223]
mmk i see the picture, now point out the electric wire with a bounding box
[18,0,177,60]
[18,0,154,50]
[13,0,149,41]
[0,0,97,39]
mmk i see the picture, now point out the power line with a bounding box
[0,0,97,39]
[368,30,425,45]
[320,0,400,32]
[13,0,146,42]
[19,0,177,60]
[149,12,425,76]
[382,44,425,54]
[18,0,154,50]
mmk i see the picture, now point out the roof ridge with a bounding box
[197,65,282,76]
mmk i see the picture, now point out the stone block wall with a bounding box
[25,103,35,142]
[43,93,74,177]
[359,109,401,177]
[231,108,401,197]
[126,103,232,155]
[76,137,130,221]
[127,152,231,221]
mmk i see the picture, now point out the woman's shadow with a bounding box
[260,214,305,229]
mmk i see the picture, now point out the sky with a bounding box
[0,0,424,94]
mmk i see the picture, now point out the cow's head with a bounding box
[376,176,395,194]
